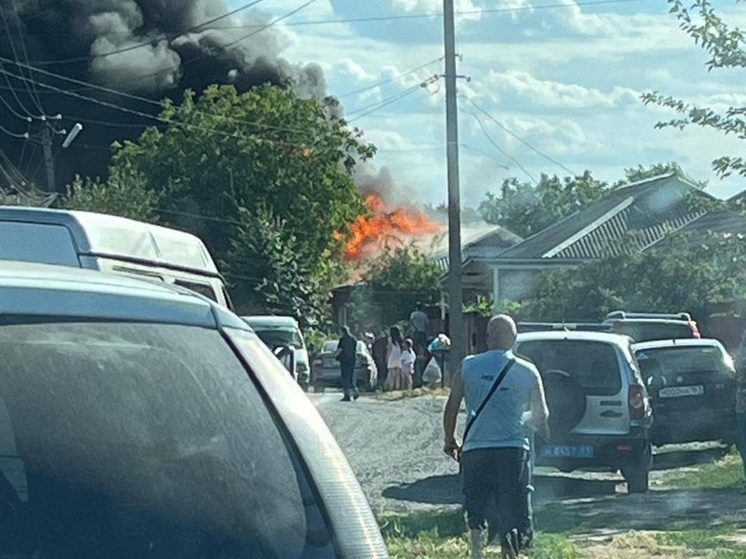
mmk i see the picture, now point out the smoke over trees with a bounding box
[0,0,327,190]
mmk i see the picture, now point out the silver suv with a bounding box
[515,329,654,493]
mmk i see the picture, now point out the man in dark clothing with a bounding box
[335,326,359,402]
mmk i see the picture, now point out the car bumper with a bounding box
[534,428,649,470]
[312,367,374,386]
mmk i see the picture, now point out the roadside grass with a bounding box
[378,509,580,559]
[659,448,743,490]
[654,526,746,558]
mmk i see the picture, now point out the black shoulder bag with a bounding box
[457,357,516,462]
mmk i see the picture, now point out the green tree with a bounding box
[62,167,160,221]
[348,244,442,334]
[641,0,745,178]
[478,171,609,237]
[99,84,375,318]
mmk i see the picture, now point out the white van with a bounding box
[0,206,232,308]
[241,316,311,388]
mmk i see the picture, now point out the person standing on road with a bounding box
[372,329,389,390]
[401,338,416,391]
[410,303,429,356]
[442,315,550,559]
[386,326,404,391]
[733,331,746,490]
[335,326,359,402]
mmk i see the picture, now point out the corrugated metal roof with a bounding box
[494,173,712,261]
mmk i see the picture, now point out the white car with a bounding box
[241,315,311,388]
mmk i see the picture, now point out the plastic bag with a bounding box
[422,357,442,387]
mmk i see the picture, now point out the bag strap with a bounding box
[462,358,516,447]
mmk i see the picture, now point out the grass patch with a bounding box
[660,449,744,490]
[378,509,579,559]
[655,526,746,558]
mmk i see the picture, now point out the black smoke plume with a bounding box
[0,0,327,192]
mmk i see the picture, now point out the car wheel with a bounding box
[622,443,652,494]
[542,370,587,441]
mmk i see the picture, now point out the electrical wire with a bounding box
[337,57,444,99]
[34,0,269,66]
[463,97,577,176]
[0,5,42,117]
[10,0,44,114]
[465,110,537,184]
[347,76,440,123]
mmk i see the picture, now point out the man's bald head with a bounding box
[486,314,517,350]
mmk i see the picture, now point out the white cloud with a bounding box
[387,0,483,23]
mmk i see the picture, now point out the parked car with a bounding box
[604,311,700,342]
[515,329,654,493]
[632,338,737,446]
[242,315,311,389]
[312,339,378,393]
[0,206,232,308]
[0,261,388,558]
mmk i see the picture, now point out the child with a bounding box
[401,338,416,391]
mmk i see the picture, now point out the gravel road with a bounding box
[309,391,734,518]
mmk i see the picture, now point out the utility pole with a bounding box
[443,0,465,375]
[40,122,56,194]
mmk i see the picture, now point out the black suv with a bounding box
[604,311,701,342]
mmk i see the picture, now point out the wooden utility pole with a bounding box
[443,0,464,374]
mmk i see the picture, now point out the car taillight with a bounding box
[629,384,646,420]
[690,321,701,338]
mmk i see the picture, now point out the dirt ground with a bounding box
[310,391,746,557]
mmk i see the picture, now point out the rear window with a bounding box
[616,321,695,342]
[173,278,219,302]
[635,345,731,377]
[0,320,335,559]
[0,222,79,266]
[518,339,622,395]
[255,328,303,349]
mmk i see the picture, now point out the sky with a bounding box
[227,0,745,208]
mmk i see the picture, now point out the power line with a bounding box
[465,110,537,184]
[0,5,42,117]
[337,57,444,99]
[463,97,577,176]
[34,0,269,67]
[9,0,44,114]
[347,76,440,123]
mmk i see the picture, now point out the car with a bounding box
[604,311,701,342]
[515,329,654,493]
[0,261,388,558]
[312,339,378,393]
[0,206,232,308]
[632,338,737,446]
[242,315,311,389]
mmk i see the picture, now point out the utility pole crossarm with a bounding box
[443,0,465,378]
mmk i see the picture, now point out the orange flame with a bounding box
[344,194,443,261]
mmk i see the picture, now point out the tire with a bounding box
[622,443,652,494]
[542,370,587,441]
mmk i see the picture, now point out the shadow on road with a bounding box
[382,473,617,507]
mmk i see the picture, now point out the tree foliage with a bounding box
[519,232,746,321]
[348,244,442,334]
[641,0,745,178]
[63,84,376,323]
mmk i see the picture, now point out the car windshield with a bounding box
[518,339,622,395]
[253,328,303,349]
[0,319,334,559]
[635,345,731,376]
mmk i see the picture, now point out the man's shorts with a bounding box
[460,447,532,549]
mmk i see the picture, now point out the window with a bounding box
[254,328,304,350]
[0,320,335,559]
[173,279,218,302]
[636,345,730,378]
[518,340,622,395]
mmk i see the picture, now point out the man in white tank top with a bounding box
[443,315,549,559]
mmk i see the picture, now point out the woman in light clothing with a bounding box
[386,326,404,391]
[401,338,416,391]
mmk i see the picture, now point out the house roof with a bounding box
[648,208,746,248]
[493,173,712,261]
[432,223,522,270]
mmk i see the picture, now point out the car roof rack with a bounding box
[605,311,692,321]
[517,322,613,333]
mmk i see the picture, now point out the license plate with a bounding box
[539,445,594,458]
[659,385,704,398]
[322,358,336,368]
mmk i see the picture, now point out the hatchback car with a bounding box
[242,315,311,389]
[516,330,653,493]
[633,338,737,446]
[0,262,388,559]
[312,339,378,393]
